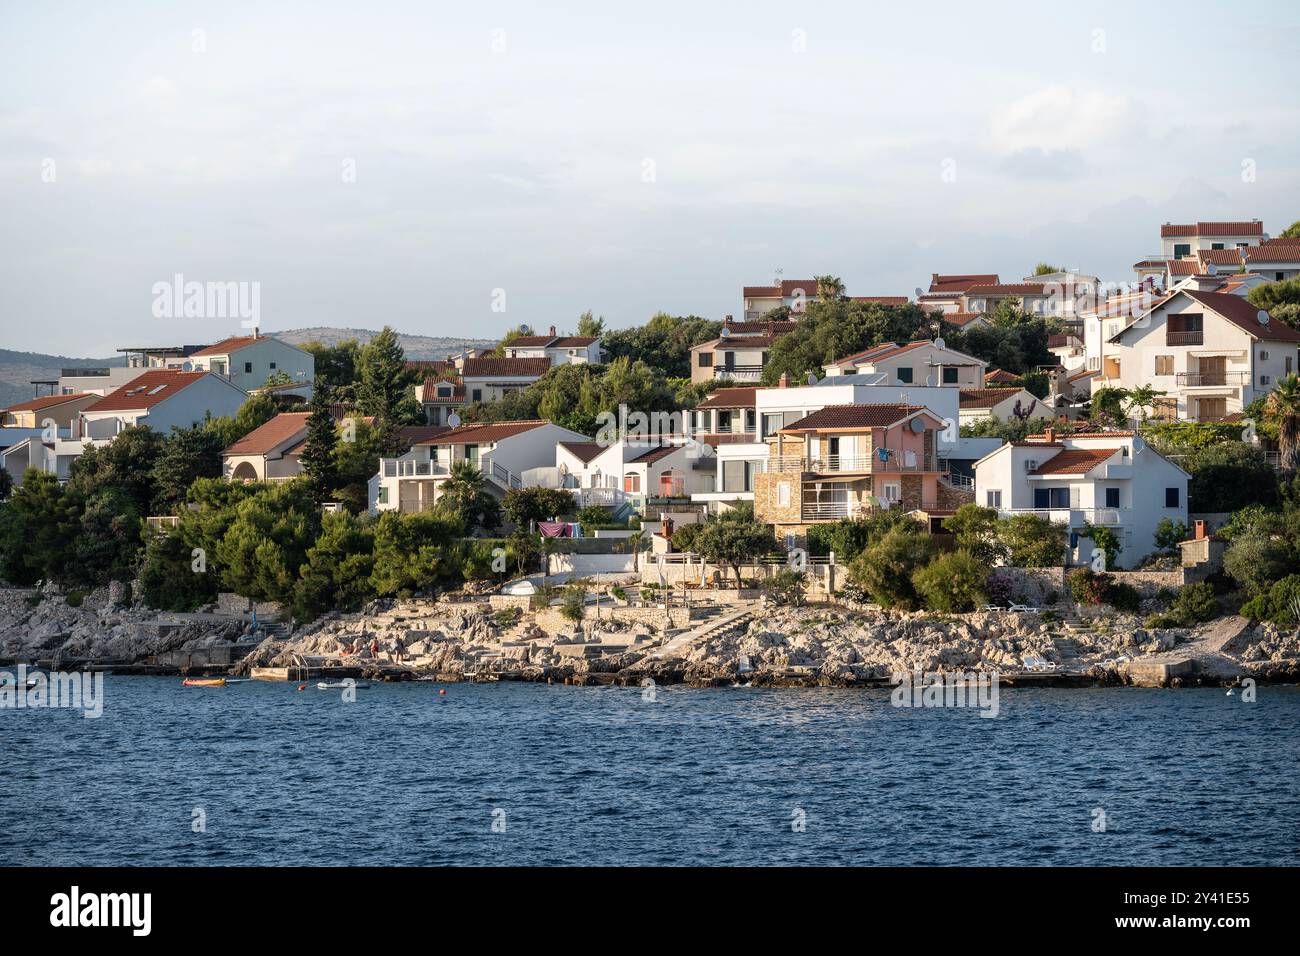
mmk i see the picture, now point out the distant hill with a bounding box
[0,348,124,408]
[277,327,497,360]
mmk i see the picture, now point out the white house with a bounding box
[459,357,551,404]
[1103,283,1300,421]
[222,412,311,482]
[958,387,1044,426]
[742,278,820,319]
[371,420,588,513]
[1020,271,1100,326]
[973,429,1189,569]
[187,333,314,392]
[821,339,987,386]
[504,327,602,364]
[1135,221,1270,287]
[1243,241,1300,282]
[79,370,248,443]
[917,274,1000,314]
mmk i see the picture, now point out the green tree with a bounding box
[814,275,846,301]
[502,486,575,530]
[436,460,501,533]
[139,530,219,611]
[912,550,991,612]
[300,392,340,503]
[602,313,721,379]
[72,488,144,586]
[215,481,321,603]
[999,513,1068,567]
[576,310,605,337]
[301,338,361,400]
[1264,374,1300,471]
[370,510,464,596]
[357,326,420,425]
[1089,386,1130,426]
[151,425,225,514]
[206,392,278,449]
[849,524,936,609]
[1246,278,1300,331]
[694,518,779,585]
[66,425,164,516]
[943,504,1007,563]
[1280,221,1300,240]
[292,511,377,621]
[804,510,916,560]
[1224,531,1294,594]
[1154,517,1190,555]
[1184,442,1279,512]
[0,471,82,583]
[1032,262,1064,276]
[333,416,386,514]
[0,467,13,501]
[1124,384,1165,423]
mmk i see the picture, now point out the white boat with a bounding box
[316,681,370,690]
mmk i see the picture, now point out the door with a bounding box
[1198,356,1226,387]
[826,436,840,470]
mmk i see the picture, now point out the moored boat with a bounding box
[181,678,227,687]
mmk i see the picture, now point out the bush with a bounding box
[912,551,991,612]
[942,504,1006,563]
[560,585,587,621]
[575,505,613,536]
[848,525,936,610]
[760,569,806,606]
[1240,574,1300,626]
[670,523,702,553]
[65,590,84,608]
[1223,531,1295,594]
[1068,568,1141,613]
[805,511,915,561]
[1172,581,1219,624]
[999,513,1068,567]
[1107,581,1141,613]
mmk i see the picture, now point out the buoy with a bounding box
[297,683,307,691]
[438,688,447,696]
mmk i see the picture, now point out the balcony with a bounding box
[1166,331,1204,346]
[712,365,763,381]
[999,507,1125,526]
[801,498,937,521]
[770,453,939,474]
[382,458,449,479]
[1176,371,1249,387]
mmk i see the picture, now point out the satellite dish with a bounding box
[447,412,462,427]
[1258,310,1270,325]
[933,337,946,350]
[518,324,533,336]
[1132,435,1145,453]
[719,326,732,338]
[909,418,925,433]
[806,371,818,386]
[925,374,935,386]
[914,287,924,298]
[1207,263,1218,276]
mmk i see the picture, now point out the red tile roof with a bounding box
[780,403,929,431]
[984,368,1018,384]
[2,393,94,413]
[190,335,263,357]
[722,319,799,335]
[1244,244,1300,263]
[781,279,817,296]
[964,283,1048,296]
[959,388,1033,409]
[507,335,599,348]
[558,441,607,464]
[696,387,757,410]
[1197,248,1245,266]
[414,420,551,445]
[742,285,781,297]
[461,357,552,378]
[84,370,210,413]
[929,274,999,294]
[223,412,310,456]
[941,312,985,327]
[420,379,466,403]
[1182,290,1300,342]
[1030,448,1117,476]
[629,444,680,464]
[1161,221,1264,238]
[851,296,910,305]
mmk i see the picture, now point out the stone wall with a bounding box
[754,469,803,526]
[215,593,286,620]
[936,479,975,511]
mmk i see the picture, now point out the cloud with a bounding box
[989,86,1138,154]
[999,147,1086,181]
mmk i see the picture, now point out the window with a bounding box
[761,352,769,366]
[1033,487,1070,509]
[378,487,389,505]
[471,389,482,402]
[1288,356,1294,375]
[1260,350,1270,361]
[1152,398,1178,422]
[762,413,783,438]
[896,367,913,384]
[244,362,253,374]
[1165,487,1180,508]
[776,481,791,507]
[623,474,640,493]
[1154,355,1174,376]
[1105,487,1120,508]
[1260,375,1271,386]
[698,352,712,368]
[269,362,277,370]
[942,367,958,384]
[882,483,901,502]
[1211,242,1225,250]
[1174,243,1191,258]
[985,489,1002,508]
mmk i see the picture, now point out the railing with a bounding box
[999,507,1125,525]
[801,498,937,521]
[382,458,448,478]
[1166,331,1204,346]
[486,458,521,490]
[1176,371,1249,387]
[769,454,939,474]
[572,487,626,507]
[712,365,763,380]
[943,472,974,489]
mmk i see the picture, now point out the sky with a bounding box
[2,0,1299,356]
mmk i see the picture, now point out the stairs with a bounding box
[651,604,758,658]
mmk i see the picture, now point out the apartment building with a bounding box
[187,333,315,391]
[459,357,552,404]
[504,326,603,364]
[973,429,1189,569]
[1103,281,1300,421]
[917,274,1000,314]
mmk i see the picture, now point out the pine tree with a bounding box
[357,326,411,423]
[301,391,339,502]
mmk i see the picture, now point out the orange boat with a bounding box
[181,678,227,687]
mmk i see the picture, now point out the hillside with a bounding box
[277,327,497,359]
[0,348,124,408]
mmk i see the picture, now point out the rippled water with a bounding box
[2,677,1297,866]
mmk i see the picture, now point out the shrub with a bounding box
[760,569,806,606]
[1153,517,1190,555]
[1223,531,1295,594]
[65,590,84,608]
[1240,574,1300,626]
[560,585,587,621]
[805,511,915,561]
[912,551,991,613]
[849,525,936,610]
[942,504,1006,563]
[1172,581,1219,624]
[1107,581,1141,614]
[575,505,613,536]
[999,513,1068,567]
[1068,568,1141,613]
[670,522,703,553]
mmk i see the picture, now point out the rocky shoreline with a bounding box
[6,585,1297,690]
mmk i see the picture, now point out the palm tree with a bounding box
[627,530,645,572]
[1265,374,1300,471]
[814,274,845,302]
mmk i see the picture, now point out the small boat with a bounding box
[182,678,227,687]
[316,681,370,690]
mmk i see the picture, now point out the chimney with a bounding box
[548,325,557,337]
[1044,426,1056,443]
[723,314,733,325]
[779,373,789,388]
[1195,520,1207,540]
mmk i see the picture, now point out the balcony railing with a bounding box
[382,458,449,478]
[769,454,939,474]
[1166,331,1204,346]
[1176,371,1249,387]
[999,507,1125,525]
[801,498,937,521]
[712,365,763,380]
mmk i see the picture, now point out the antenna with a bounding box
[806,371,817,386]
[1258,310,1270,325]
[448,412,462,427]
